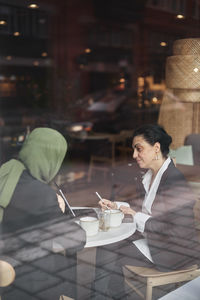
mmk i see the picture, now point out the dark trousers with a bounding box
[90,237,154,300]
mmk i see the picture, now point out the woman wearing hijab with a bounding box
[0,127,86,300]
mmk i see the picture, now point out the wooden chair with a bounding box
[124,264,200,300]
[116,130,133,162]
[59,296,74,300]
[87,155,112,182]
[0,260,16,300]
[0,260,15,288]
[87,132,131,182]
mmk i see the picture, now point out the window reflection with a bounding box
[0,1,200,299]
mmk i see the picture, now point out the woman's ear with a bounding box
[154,142,161,153]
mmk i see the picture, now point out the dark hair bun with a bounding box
[133,124,172,157]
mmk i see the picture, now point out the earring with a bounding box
[155,153,159,160]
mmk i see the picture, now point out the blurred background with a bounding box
[1,2,200,299]
[0,0,199,168]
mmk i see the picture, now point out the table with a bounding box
[69,131,128,166]
[158,275,200,300]
[85,222,136,248]
[73,207,135,298]
[72,207,136,248]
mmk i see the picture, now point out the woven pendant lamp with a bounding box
[173,38,200,55]
[166,55,200,91]
[158,38,200,148]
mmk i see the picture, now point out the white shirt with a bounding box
[134,156,171,232]
[115,157,171,262]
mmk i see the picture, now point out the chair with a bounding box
[0,260,15,288]
[55,171,86,192]
[169,145,194,166]
[87,131,133,182]
[59,296,74,300]
[124,264,200,300]
[87,155,112,182]
[0,260,15,300]
[115,130,133,162]
[184,134,200,165]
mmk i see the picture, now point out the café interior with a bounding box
[1,0,200,299]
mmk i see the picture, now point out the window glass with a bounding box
[0,2,200,300]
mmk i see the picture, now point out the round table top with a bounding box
[85,222,136,248]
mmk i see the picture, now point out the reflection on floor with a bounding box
[1,157,200,300]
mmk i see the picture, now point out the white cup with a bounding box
[105,209,124,227]
[80,216,99,236]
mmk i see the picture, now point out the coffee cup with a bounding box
[80,216,99,236]
[105,209,124,227]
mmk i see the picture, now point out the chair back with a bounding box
[184,134,200,165]
[59,295,74,300]
[0,260,15,287]
[124,264,200,300]
[125,264,198,278]
[169,145,193,165]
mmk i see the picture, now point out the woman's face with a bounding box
[132,135,160,169]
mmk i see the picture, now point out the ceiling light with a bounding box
[152,97,158,103]
[85,48,91,53]
[13,32,20,36]
[28,3,39,9]
[160,41,167,47]
[194,68,199,73]
[41,52,48,57]
[0,20,6,25]
[176,14,185,19]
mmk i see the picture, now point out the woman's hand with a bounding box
[57,193,65,213]
[119,205,136,216]
[98,198,117,210]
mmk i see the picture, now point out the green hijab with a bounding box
[0,127,67,221]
